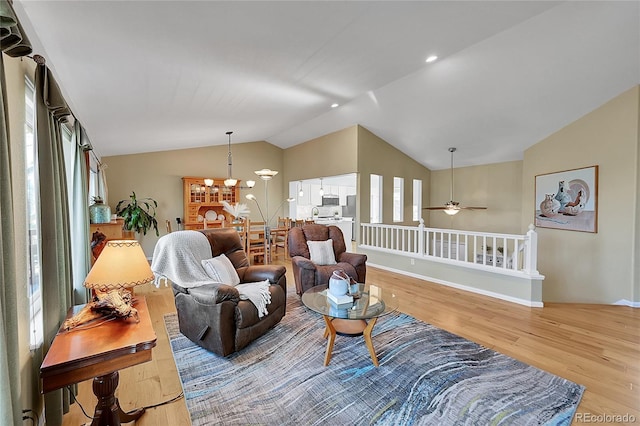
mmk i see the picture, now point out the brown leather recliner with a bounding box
[288,224,367,295]
[169,228,286,357]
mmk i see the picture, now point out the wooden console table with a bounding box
[41,297,157,425]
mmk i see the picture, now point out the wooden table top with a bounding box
[40,296,157,393]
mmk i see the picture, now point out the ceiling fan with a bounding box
[423,147,487,215]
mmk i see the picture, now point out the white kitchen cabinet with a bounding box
[310,184,322,206]
[338,186,347,205]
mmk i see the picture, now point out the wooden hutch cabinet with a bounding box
[182,177,240,230]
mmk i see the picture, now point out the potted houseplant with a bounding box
[115,191,159,236]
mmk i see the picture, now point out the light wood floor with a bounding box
[62,258,640,425]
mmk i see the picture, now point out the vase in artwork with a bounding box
[539,194,560,217]
[90,199,112,224]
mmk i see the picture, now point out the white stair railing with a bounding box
[360,220,538,275]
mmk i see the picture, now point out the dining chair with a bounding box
[247,220,267,264]
[271,217,291,261]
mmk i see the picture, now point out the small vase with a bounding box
[329,270,349,296]
[232,218,243,231]
[90,201,112,224]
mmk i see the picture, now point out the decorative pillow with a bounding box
[201,253,240,286]
[307,239,336,265]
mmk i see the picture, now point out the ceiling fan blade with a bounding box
[423,206,487,211]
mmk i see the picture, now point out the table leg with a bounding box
[91,371,145,426]
[322,316,337,366]
[363,317,379,367]
[321,317,380,367]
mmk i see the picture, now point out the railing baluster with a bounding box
[502,237,507,268]
[492,236,497,266]
[473,235,477,263]
[482,236,487,265]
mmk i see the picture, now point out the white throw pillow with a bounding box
[201,253,241,286]
[307,239,337,265]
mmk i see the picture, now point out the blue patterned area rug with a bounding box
[165,295,584,425]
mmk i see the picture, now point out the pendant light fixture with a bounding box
[319,178,324,196]
[298,181,304,197]
[423,147,487,215]
[224,131,237,187]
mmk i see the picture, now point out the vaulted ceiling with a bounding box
[14,1,639,170]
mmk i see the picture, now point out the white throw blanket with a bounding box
[151,231,272,317]
[151,231,217,289]
[236,281,271,318]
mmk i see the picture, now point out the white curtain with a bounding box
[69,121,91,304]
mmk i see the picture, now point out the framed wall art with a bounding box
[534,165,598,233]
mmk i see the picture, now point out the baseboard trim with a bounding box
[368,262,544,308]
[613,299,640,308]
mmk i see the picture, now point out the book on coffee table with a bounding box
[327,291,353,305]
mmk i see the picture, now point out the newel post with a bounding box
[418,218,425,256]
[524,224,539,275]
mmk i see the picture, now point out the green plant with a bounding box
[115,192,159,236]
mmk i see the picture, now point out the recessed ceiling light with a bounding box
[425,55,438,63]
[331,103,339,108]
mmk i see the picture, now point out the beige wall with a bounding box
[429,160,523,234]
[356,125,431,228]
[103,141,284,255]
[3,54,41,414]
[282,125,358,184]
[522,86,639,303]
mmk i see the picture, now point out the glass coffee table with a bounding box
[301,283,398,367]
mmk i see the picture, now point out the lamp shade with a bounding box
[84,240,154,292]
[254,169,278,180]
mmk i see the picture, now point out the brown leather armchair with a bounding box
[163,228,287,357]
[288,224,367,295]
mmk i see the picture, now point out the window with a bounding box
[88,155,99,203]
[412,179,422,221]
[25,77,43,349]
[61,123,73,189]
[370,174,382,223]
[393,177,403,222]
